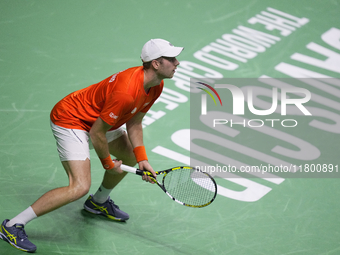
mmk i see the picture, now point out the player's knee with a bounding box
[69,183,90,202]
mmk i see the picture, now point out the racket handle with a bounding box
[120,164,140,175]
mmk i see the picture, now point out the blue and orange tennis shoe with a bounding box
[84,195,129,221]
[0,219,37,253]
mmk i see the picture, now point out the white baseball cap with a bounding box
[141,39,184,62]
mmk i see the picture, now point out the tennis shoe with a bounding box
[0,219,37,253]
[83,195,129,221]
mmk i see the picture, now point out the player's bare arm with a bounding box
[90,117,123,174]
[126,112,156,182]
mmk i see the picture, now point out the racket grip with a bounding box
[120,164,140,175]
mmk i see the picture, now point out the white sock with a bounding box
[6,206,37,227]
[93,184,113,204]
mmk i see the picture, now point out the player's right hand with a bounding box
[106,159,123,175]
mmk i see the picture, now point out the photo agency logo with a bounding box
[195,79,312,128]
[189,78,339,179]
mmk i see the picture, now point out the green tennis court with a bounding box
[1,1,340,254]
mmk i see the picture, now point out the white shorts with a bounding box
[50,121,125,161]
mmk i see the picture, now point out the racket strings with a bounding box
[163,168,216,206]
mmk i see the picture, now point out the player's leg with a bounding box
[84,129,134,221]
[1,159,91,253]
[30,124,93,216]
[31,159,91,217]
[0,123,92,252]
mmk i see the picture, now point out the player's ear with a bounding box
[151,59,159,70]
[151,58,162,70]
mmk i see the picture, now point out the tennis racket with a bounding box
[120,164,217,208]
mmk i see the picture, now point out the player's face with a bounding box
[157,57,180,79]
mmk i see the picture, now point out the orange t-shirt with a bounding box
[50,66,163,131]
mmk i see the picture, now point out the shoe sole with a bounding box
[0,231,36,253]
[83,205,128,222]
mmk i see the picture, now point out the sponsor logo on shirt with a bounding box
[109,74,117,83]
[109,112,118,119]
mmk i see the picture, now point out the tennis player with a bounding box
[0,39,183,253]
